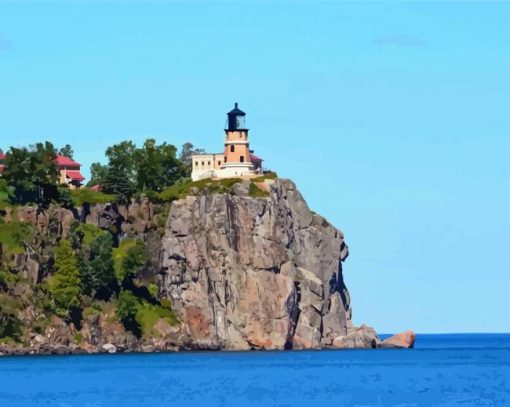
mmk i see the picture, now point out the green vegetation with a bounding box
[248,182,270,198]
[0,294,22,340]
[71,188,115,206]
[1,142,60,206]
[158,177,243,202]
[49,240,81,318]
[113,239,148,282]
[0,221,34,254]
[87,139,191,201]
[117,289,177,338]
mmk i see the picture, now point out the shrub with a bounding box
[113,239,147,283]
[0,295,22,340]
[117,290,141,336]
[49,240,81,318]
[248,182,270,198]
[71,188,115,206]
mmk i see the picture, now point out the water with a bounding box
[0,334,509,406]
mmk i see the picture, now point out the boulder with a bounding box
[382,330,416,349]
[102,343,117,353]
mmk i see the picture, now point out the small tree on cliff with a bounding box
[50,240,81,318]
[87,234,116,299]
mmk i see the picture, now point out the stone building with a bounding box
[191,103,263,181]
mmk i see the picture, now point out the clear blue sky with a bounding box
[1,2,509,333]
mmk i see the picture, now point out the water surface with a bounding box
[1,334,509,406]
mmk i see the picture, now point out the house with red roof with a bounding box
[0,153,5,174]
[0,152,85,189]
[56,155,85,189]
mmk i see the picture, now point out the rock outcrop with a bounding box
[382,330,416,349]
[158,178,376,350]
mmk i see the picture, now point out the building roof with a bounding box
[65,170,85,181]
[0,153,5,161]
[250,153,263,162]
[56,155,81,167]
[227,102,246,116]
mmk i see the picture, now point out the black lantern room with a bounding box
[226,103,247,131]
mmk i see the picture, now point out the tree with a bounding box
[87,162,109,187]
[105,141,138,186]
[49,240,81,318]
[117,290,140,336]
[102,169,135,203]
[2,142,59,205]
[179,142,204,164]
[86,234,116,299]
[58,144,74,159]
[135,139,187,192]
[0,295,21,340]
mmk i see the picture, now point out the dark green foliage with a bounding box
[84,234,116,299]
[89,139,190,202]
[0,179,13,210]
[70,188,115,206]
[2,142,59,205]
[102,169,136,204]
[0,295,22,340]
[135,139,187,192]
[117,290,141,336]
[49,240,81,318]
[58,144,74,159]
[114,239,148,283]
[87,162,109,187]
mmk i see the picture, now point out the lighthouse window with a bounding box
[230,145,235,153]
[224,155,227,162]
[195,161,198,166]
[201,161,204,166]
[218,160,221,166]
[240,156,245,163]
[208,161,211,166]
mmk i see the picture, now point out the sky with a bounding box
[1,1,509,333]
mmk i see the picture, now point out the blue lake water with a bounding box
[0,334,509,406]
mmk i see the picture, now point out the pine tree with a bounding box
[88,234,116,299]
[50,240,81,318]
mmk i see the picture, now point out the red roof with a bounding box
[56,155,81,166]
[250,153,263,162]
[0,153,5,161]
[66,170,85,181]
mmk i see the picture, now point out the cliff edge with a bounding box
[0,178,381,355]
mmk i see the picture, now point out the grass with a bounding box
[74,223,108,246]
[136,299,179,337]
[71,188,115,206]
[248,182,270,198]
[158,177,243,202]
[0,221,34,254]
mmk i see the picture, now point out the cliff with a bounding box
[0,178,380,355]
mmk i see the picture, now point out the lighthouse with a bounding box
[191,103,263,181]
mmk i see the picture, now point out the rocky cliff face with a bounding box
[158,179,378,350]
[0,178,381,355]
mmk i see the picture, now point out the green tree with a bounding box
[58,144,74,159]
[87,162,109,187]
[135,139,187,192]
[117,290,140,336]
[102,169,135,203]
[0,295,21,340]
[2,142,59,205]
[49,240,81,318]
[87,234,116,299]
[105,141,138,185]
